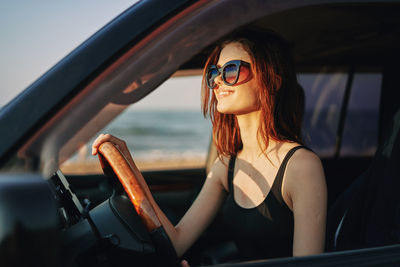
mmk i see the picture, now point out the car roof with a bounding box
[1,0,399,174]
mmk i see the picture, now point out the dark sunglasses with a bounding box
[206,60,251,89]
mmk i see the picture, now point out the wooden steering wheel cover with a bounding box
[98,142,161,231]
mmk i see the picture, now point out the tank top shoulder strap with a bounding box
[274,145,307,193]
[227,155,236,192]
[227,146,308,193]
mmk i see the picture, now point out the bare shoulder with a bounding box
[284,148,326,198]
[290,148,324,173]
[207,156,230,192]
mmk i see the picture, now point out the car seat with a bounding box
[326,105,400,251]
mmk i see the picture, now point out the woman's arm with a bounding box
[284,149,327,256]
[92,134,227,257]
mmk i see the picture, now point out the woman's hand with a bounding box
[92,133,133,163]
[92,133,156,209]
[181,260,190,267]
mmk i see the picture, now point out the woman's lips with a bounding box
[215,89,234,99]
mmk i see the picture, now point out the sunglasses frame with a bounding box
[206,60,251,89]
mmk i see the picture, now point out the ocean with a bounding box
[91,108,378,161]
[101,109,212,161]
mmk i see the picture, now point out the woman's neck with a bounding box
[236,110,282,162]
[236,110,266,161]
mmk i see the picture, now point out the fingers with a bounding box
[181,260,190,267]
[91,133,125,156]
[92,133,108,155]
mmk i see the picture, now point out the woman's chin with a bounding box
[216,104,237,114]
[217,103,260,115]
[216,103,230,114]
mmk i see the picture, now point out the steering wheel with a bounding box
[97,142,180,266]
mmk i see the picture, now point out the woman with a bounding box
[92,30,327,263]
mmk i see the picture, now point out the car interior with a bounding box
[1,1,400,266]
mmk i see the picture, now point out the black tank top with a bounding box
[221,146,305,261]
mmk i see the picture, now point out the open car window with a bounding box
[60,75,212,174]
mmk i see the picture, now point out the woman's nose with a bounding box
[214,73,224,87]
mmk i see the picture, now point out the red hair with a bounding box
[201,30,304,157]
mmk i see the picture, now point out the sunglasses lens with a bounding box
[207,67,219,89]
[223,63,239,85]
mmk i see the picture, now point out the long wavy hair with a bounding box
[201,30,304,157]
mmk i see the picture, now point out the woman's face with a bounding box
[214,42,260,115]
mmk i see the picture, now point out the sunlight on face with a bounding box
[214,42,260,115]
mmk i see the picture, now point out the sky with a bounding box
[0,0,202,110]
